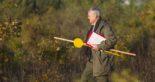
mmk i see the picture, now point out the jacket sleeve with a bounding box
[98,23,117,51]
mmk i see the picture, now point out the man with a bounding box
[81,7,117,82]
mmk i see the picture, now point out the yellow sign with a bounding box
[73,38,84,48]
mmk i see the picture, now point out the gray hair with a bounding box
[89,7,101,17]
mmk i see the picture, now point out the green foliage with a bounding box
[111,69,140,82]
[0,0,155,82]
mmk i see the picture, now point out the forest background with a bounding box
[0,0,155,82]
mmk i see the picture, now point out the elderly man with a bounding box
[81,7,117,82]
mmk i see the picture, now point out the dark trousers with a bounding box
[81,62,109,82]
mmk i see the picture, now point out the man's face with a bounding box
[88,10,97,25]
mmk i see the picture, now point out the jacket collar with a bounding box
[93,17,102,32]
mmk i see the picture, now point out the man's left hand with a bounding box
[92,44,99,51]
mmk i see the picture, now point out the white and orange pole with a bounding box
[54,37,136,56]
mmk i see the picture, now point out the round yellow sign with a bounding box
[73,38,84,48]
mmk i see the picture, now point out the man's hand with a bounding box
[91,44,99,51]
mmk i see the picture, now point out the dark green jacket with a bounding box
[85,18,117,76]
